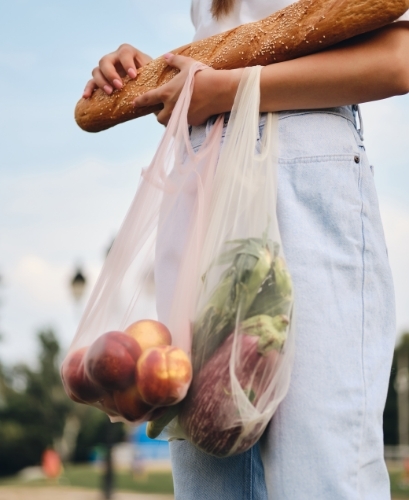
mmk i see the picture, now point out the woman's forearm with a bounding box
[259,22,409,112]
[130,22,409,126]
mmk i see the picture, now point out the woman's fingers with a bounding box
[115,44,142,78]
[91,67,115,95]
[133,48,153,69]
[155,105,174,126]
[132,54,202,123]
[99,53,126,90]
[99,45,150,86]
[163,53,196,70]
[133,54,201,124]
[134,86,175,125]
[83,79,98,99]
[82,44,153,98]
[134,88,163,108]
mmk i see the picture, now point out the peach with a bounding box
[137,346,192,406]
[61,347,103,403]
[113,385,152,422]
[85,331,142,391]
[125,319,172,351]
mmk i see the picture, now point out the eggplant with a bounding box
[178,314,287,457]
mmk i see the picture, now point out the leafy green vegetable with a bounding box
[192,237,275,368]
[147,235,293,440]
[240,314,289,355]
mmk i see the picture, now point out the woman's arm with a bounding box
[259,21,409,112]
[136,22,409,125]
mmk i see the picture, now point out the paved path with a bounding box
[0,487,173,500]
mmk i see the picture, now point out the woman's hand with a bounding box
[134,53,243,126]
[82,44,152,98]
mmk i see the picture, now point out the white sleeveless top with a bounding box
[191,0,409,41]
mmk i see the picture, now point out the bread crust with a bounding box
[75,0,409,132]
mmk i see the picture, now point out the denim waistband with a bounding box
[279,104,356,124]
[190,105,363,151]
[215,105,356,127]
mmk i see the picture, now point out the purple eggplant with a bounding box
[178,315,287,457]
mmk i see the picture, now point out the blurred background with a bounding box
[0,1,409,498]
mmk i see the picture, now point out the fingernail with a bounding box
[164,53,173,60]
[103,85,113,95]
[128,68,137,78]
[113,79,123,89]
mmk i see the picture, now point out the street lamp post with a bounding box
[70,268,87,303]
[69,263,118,500]
[102,422,115,500]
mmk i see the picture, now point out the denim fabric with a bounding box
[169,107,395,500]
[170,440,268,500]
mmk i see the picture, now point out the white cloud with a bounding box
[0,153,157,365]
[13,255,68,306]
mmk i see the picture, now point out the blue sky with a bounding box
[1,1,409,365]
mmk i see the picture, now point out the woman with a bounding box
[83,1,409,498]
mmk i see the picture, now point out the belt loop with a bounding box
[353,104,364,142]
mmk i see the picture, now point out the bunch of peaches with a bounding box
[61,320,192,422]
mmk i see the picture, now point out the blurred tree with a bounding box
[0,329,72,476]
[0,329,125,477]
[73,407,124,463]
[383,333,409,446]
[0,272,4,341]
[383,353,398,445]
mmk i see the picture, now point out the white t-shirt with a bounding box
[191,0,409,41]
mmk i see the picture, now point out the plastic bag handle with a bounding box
[223,66,278,162]
[142,61,224,193]
[166,62,224,163]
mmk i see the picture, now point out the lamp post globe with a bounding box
[70,268,87,303]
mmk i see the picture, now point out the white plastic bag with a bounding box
[61,63,223,423]
[61,63,294,459]
[153,66,295,457]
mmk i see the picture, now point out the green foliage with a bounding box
[0,330,124,477]
[383,353,398,446]
[0,329,71,476]
[73,408,124,463]
[397,333,409,356]
[383,332,409,446]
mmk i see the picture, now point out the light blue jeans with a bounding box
[169,107,396,499]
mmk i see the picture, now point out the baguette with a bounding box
[75,0,409,132]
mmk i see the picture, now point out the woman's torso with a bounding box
[191,0,294,40]
[191,0,409,41]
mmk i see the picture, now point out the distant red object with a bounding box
[41,449,62,479]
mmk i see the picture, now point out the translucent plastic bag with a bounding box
[61,62,224,423]
[61,63,294,458]
[154,66,295,457]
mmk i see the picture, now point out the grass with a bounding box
[0,464,174,495]
[390,469,409,499]
[3,463,409,498]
